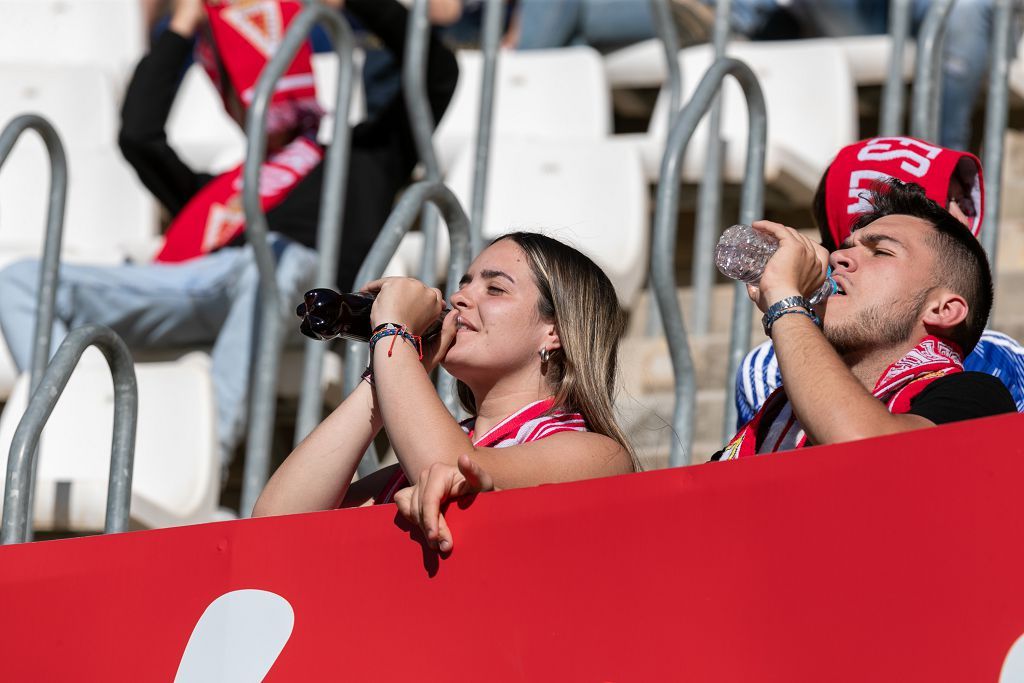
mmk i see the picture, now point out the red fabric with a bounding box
[722,335,963,459]
[825,136,984,246]
[154,136,322,263]
[199,0,320,134]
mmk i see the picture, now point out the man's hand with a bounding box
[393,455,495,553]
[748,220,830,312]
[169,0,207,38]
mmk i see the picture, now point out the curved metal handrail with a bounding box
[1,325,137,544]
[467,0,504,259]
[650,57,766,466]
[341,180,471,478]
[879,0,913,136]
[980,0,1016,267]
[911,0,955,141]
[239,2,356,517]
[291,8,358,448]
[404,0,444,283]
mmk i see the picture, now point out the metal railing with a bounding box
[691,0,731,337]
[1,325,137,544]
[911,0,956,142]
[879,0,913,136]
[341,181,471,478]
[0,114,68,536]
[404,0,444,283]
[467,0,504,259]
[651,57,766,466]
[980,0,1017,266]
[239,2,356,517]
[290,9,357,448]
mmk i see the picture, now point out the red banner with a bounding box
[1,413,1023,681]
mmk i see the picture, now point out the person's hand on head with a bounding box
[362,277,445,336]
[393,454,495,554]
[169,0,207,38]
[748,220,828,312]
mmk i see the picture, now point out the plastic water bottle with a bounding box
[714,224,837,304]
[296,289,449,342]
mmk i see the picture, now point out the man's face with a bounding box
[823,215,939,356]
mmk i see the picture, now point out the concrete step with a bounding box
[626,285,762,342]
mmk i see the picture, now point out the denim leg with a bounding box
[516,0,584,49]
[210,239,318,464]
[578,0,655,50]
[0,253,247,371]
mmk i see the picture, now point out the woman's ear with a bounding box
[546,323,561,351]
[921,289,968,332]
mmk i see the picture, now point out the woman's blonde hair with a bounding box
[456,232,639,471]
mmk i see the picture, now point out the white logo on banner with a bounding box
[174,589,294,683]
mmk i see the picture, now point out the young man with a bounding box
[717,179,1014,459]
[736,137,1024,426]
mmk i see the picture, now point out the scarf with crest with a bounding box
[155,0,323,263]
[718,335,964,460]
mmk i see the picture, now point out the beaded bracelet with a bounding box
[368,323,423,360]
[766,307,821,336]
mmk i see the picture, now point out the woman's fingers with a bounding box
[434,511,453,553]
[394,487,413,520]
[457,454,494,493]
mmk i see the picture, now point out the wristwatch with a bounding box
[761,295,819,336]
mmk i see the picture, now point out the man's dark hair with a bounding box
[851,178,993,355]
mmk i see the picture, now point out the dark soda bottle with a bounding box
[296,289,449,342]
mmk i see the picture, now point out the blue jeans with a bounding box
[0,237,318,465]
[516,0,656,51]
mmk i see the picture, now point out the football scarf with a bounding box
[154,0,323,263]
[719,335,964,460]
[825,137,984,247]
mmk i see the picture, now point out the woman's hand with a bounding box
[420,308,457,374]
[394,455,496,554]
[169,0,207,38]
[363,277,446,336]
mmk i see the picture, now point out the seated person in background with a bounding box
[737,137,1024,427]
[0,0,458,468]
[399,180,1016,546]
[253,232,639,547]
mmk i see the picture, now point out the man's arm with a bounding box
[751,221,934,445]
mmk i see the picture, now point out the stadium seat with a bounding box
[434,47,613,172]
[0,0,146,85]
[0,351,224,531]
[411,137,649,307]
[629,41,857,200]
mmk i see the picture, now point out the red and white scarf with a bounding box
[719,335,964,460]
[155,0,323,264]
[375,399,588,504]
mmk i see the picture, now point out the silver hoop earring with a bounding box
[539,348,550,364]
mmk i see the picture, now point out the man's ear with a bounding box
[921,289,969,333]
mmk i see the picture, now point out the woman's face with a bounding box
[441,239,559,383]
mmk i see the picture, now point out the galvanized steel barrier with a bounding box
[340,181,471,478]
[1,324,137,544]
[651,57,766,466]
[0,114,68,538]
[467,0,504,259]
[879,0,913,136]
[691,0,731,337]
[911,0,955,142]
[404,0,444,283]
[980,0,1017,267]
[240,2,356,517]
[290,8,357,448]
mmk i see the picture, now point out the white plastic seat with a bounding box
[434,47,613,172]
[633,41,857,199]
[410,137,648,307]
[0,0,145,85]
[0,351,222,531]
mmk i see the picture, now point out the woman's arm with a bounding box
[252,380,384,516]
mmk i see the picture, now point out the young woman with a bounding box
[254,232,638,525]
